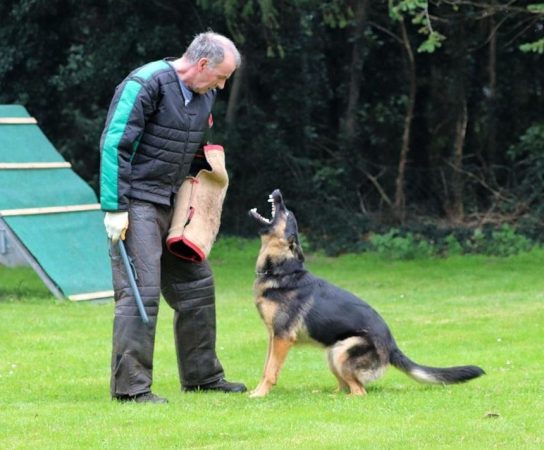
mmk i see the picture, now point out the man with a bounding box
[100,31,246,404]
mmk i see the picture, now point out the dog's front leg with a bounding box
[251,332,273,395]
[250,336,294,397]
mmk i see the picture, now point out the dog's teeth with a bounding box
[250,208,257,213]
[268,198,274,203]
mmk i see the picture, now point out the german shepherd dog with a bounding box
[248,189,485,397]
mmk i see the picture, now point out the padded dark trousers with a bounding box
[110,200,224,397]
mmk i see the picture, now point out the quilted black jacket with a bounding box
[99,58,215,212]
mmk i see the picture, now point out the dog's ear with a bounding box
[288,235,305,262]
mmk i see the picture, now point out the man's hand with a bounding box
[104,212,129,243]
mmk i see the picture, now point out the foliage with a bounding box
[443,233,463,256]
[369,228,434,260]
[519,3,544,53]
[500,124,544,241]
[367,224,536,259]
[527,3,544,13]
[508,123,544,159]
[320,0,354,29]
[519,38,544,54]
[466,225,534,257]
[389,0,446,52]
[0,0,543,250]
[416,29,446,53]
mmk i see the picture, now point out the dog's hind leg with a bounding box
[329,341,367,395]
[329,336,382,396]
[250,336,294,397]
[343,375,367,396]
[332,373,349,393]
[327,348,349,393]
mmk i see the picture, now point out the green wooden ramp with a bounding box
[0,104,112,301]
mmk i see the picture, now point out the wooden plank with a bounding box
[0,162,72,169]
[68,290,114,302]
[0,204,101,217]
[0,117,38,124]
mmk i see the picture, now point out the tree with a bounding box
[1,0,543,251]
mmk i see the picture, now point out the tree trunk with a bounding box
[450,96,468,221]
[486,11,497,165]
[393,18,416,223]
[225,61,245,127]
[341,0,369,144]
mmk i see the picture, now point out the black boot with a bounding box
[114,392,168,403]
[183,378,247,393]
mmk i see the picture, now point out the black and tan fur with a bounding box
[248,189,485,397]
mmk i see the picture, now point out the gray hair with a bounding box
[184,31,241,69]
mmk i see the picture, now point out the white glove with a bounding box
[104,212,129,243]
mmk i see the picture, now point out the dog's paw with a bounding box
[249,389,268,398]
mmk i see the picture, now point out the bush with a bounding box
[367,224,536,259]
[443,234,463,256]
[369,229,434,260]
[466,225,534,257]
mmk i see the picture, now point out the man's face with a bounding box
[191,51,236,94]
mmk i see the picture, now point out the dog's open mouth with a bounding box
[249,189,282,226]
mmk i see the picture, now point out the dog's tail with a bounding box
[389,347,485,384]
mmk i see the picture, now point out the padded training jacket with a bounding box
[100,58,216,212]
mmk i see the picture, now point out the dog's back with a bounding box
[304,275,394,349]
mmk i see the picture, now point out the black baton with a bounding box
[118,240,150,325]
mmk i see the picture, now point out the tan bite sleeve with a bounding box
[166,145,228,262]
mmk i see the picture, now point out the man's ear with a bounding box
[197,58,208,72]
[288,236,305,262]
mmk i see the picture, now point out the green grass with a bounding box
[1,238,543,449]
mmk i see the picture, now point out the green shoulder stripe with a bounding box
[134,60,171,80]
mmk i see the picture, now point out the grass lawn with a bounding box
[1,237,543,449]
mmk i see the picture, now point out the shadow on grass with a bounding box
[0,285,53,302]
[252,380,441,399]
[0,267,54,302]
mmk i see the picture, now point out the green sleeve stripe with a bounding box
[100,80,143,211]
